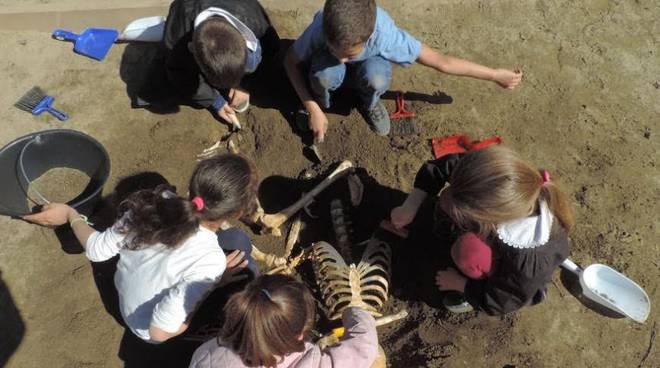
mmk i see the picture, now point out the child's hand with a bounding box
[435,268,467,292]
[228,89,250,110]
[217,250,249,287]
[492,69,523,89]
[390,205,416,229]
[217,104,241,129]
[23,203,77,227]
[309,110,329,142]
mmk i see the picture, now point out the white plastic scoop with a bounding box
[119,16,166,42]
[561,258,650,323]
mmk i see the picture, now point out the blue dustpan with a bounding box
[52,28,119,61]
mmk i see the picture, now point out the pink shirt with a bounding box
[188,308,378,368]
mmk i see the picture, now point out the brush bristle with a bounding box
[14,86,47,112]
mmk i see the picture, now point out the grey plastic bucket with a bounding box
[0,129,110,217]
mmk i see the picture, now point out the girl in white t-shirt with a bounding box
[24,154,258,343]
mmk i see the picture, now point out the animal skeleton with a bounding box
[311,239,391,320]
[253,161,354,236]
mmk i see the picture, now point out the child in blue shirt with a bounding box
[285,0,523,140]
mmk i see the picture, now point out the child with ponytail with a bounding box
[24,154,259,343]
[189,274,380,368]
[390,146,574,315]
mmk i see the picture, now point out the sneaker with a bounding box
[443,292,474,313]
[360,101,391,136]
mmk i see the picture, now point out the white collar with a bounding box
[496,200,553,249]
[194,7,258,52]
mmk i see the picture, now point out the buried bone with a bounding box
[251,216,306,275]
[347,174,364,206]
[256,161,354,236]
[331,199,352,260]
[317,309,409,350]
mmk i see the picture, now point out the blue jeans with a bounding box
[217,228,258,277]
[309,51,392,110]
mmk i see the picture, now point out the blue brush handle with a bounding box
[52,29,80,42]
[33,96,69,121]
[45,107,69,121]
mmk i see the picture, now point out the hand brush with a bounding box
[389,91,418,136]
[14,87,69,121]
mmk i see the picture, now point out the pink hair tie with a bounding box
[191,196,205,212]
[542,170,551,185]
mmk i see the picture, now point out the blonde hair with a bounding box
[219,274,316,367]
[440,146,575,238]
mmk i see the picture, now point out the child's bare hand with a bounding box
[435,268,467,292]
[228,89,250,110]
[217,104,241,129]
[390,205,416,229]
[218,250,249,287]
[309,110,329,143]
[492,69,523,89]
[23,203,76,227]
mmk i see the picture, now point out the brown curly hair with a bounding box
[117,154,257,249]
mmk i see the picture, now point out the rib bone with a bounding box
[312,239,391,320]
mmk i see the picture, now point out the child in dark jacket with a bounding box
[163,0,278,124]
[390,146,574,315]
[285,0,522,141]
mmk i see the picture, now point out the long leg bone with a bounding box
[259,161,353,236]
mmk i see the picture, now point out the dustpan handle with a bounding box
[52,29,79,42]
[560,258,582,275]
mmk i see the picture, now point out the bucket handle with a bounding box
[18,136,51,206]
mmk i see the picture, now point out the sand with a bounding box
[27,167,90,205]
[0,0,658,367]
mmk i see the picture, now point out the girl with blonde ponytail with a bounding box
[390,146,574,315]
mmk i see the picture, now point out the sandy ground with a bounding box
[0,0,658,367]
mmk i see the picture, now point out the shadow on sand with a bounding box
[0,272,25,367]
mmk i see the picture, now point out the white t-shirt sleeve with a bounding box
[150,248,226,333]
[85,219,129,262]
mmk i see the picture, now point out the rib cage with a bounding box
[311,239,391,320]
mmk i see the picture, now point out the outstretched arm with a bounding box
[416,44,522,89]
[23,204,96,249]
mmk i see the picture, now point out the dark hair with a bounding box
[219,274,317,367]
[192,17,247,89]
[323,0,376,50]
[117,154,257,249]
[440,146,575,238]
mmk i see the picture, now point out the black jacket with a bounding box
[163,0,277,108]
[414,154,570,315]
